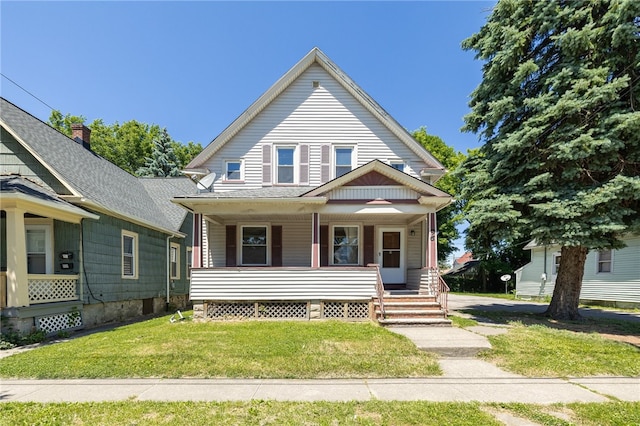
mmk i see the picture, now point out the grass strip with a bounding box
[0,315,440,379]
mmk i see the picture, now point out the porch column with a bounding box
[426,213,438,269]
[192,213,202,268]
[311,212,320,268]
[5,207,29,307]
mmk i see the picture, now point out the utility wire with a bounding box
[1,72,57,111]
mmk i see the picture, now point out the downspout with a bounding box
[166,235,171,312]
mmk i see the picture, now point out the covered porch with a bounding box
[1,176,98,334]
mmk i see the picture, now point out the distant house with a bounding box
[0,98,195,335]
[173,48,452,324]
[515,236,640,307]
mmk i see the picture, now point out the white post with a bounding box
[5,208,29,307]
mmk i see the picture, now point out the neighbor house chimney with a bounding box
[71,123,91,149]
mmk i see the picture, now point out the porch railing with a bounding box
[429,267,449,314]
[368,263,385,318]
[28,274,80,305]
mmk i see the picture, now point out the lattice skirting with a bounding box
[36,311,83,335]
[204,301,370,321]
[322,301,370,320]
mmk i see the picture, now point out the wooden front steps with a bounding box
[374,294,451,327]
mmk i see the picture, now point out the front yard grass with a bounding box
[0,314,440,379]
[1,401,638,426]
[461,310,640,377]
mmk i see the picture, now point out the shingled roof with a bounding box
[0,97,195,235]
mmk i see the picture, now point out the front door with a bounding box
[378,228,405,284]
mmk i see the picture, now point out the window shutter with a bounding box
[299,144,309,185]
[262,144,272,185]
[225,225,237,267]
[272,225,283,267]
[320,225,329,267]
[320,145,330,183]
[363,225,375,266]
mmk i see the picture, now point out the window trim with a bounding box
[239,224,270,266]
[330,223,361,266]
[389,160,405,172]
[25,219,54,274]
[170,242,180,279]
[122,230,139,279]
[596,249,613,274]
[274,145,298,185]
[333,145,356,179]
[224,159,244,182]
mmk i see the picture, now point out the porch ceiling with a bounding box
[203,212,427,225]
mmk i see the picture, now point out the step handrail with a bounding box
[429,267,449,315]
[368,263,385,319]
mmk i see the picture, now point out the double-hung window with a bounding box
[332,225,359,265]
[335,147,353,178]
[390,160,405,172]
[597,249,612,273]
[241,225,268,265]
[170,242,180,279]
[225,160,243,181]
[553,253,561,276]
[25,223,52,274]
[276,146,295,184]
[122,230,138,279]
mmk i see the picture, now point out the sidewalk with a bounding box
[1,295,639,403]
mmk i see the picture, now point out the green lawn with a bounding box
[0,314,440,379]
[459,310,640,377]
[1,401,638,426]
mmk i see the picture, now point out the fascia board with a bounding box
[1,192,99,223]
[1,119,82,197]
[64,196,186,238]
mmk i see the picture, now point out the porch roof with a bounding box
[1,175,99,223]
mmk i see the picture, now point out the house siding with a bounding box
[516,236,640,304]
[200,64,429,191]
[0,128,70,195]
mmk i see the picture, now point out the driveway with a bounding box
[448,293,640,323]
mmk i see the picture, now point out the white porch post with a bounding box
[5,207,29,307]
[192,213,202,268]
[311,212,320,268]
[426,213,438,269]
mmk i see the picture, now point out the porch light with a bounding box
[410,229,415,237]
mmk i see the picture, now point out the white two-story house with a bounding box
[173,48,452,323]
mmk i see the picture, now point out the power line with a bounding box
[1,72,57,111]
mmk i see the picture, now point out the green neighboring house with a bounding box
[0,97,195,335]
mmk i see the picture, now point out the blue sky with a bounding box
[1,1,493,154]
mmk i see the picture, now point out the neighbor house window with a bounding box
[332,225,359,265]
[25,223,53,274]
[122,230,138,279]
[553,253,561,276]
[186,247,192,278]
[170,242,180,279]
[225,160,243,181]
[335,147,353,178]
[597,249,612,273]
[276,146,295,184]
[241,225,268,265]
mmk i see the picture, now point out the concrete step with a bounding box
[374,301,442,309]
[380,296,437,303]
[378,318,452,327]
[378,309,447,319]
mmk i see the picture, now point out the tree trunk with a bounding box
[544,245,588,320]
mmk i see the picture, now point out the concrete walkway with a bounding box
[1,294,638,403]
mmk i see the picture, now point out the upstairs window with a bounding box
[225,160,243,181]
[390,161,405,172]
[335,147,353,178]
[597,249,612,273]
[122,230,138,279]
[276,146,295,184]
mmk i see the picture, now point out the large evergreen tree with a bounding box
[459,0,640,319]
[137,128,182,177]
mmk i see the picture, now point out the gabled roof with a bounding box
[0,97,195,235]
[302,160,450,199]
[187,47,445,171]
